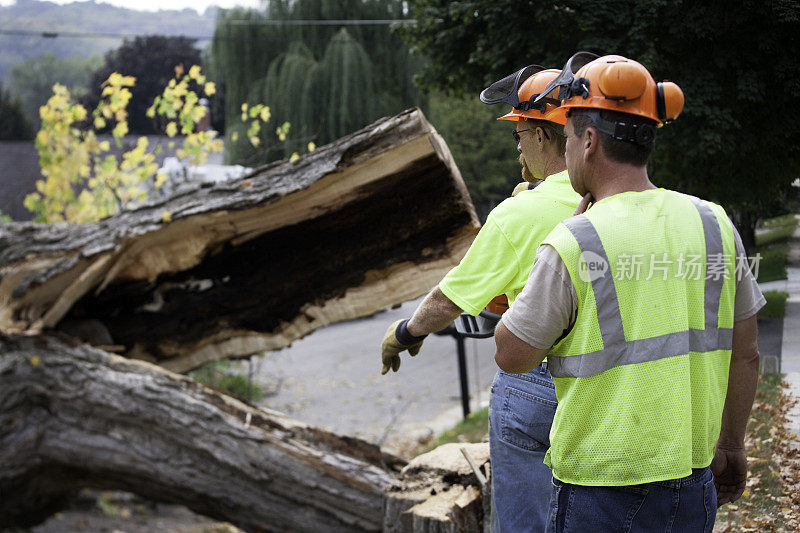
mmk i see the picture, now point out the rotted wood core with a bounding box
[69,154,472,365]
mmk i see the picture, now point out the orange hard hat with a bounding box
[480,66,567,126]
[538,52,684,126]
[497,69,567,125]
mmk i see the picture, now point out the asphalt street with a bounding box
[251,296,499,451]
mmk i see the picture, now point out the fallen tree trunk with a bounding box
[0,108,479,372]
[0,335,491,532]
[0,333,403,531]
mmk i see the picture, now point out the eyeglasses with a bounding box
[513,128,554,142]
[512,129,531,142]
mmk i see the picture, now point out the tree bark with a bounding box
[0,335,490,532]
[0,108,479,372]
[0,333,403,531]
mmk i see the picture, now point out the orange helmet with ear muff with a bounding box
[496,69,567,125]
[539,53,684,127]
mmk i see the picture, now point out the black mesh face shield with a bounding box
[533,51,599,106]
[479,65,544,107]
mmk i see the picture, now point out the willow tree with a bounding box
[210,0,425,164]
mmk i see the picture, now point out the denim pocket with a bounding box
[703,476,717,533]
[561,484,649,533]
[546,477,564,533]
[500,386,557,452]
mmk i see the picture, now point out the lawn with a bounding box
[760,291,789,319]
[752,213,797,283]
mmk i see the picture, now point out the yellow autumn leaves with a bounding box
[26,64,318,225]
[147,64,223,166]
[26,74,155,223]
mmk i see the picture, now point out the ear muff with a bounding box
[657,81,684,122]
[597,62,647,101]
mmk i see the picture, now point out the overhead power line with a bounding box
[224,18,415,25]
[0,19,418,41]
[0,28,211,40]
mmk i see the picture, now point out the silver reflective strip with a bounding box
[549,326,733,378]
[551,197,730,379]
[562,216,626,350]
[688,196,724,329]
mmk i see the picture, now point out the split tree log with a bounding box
[384,443,491,533]
[0,333,402,531]
[0,334,491,532]
[0,108,479,372]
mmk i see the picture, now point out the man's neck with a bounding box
[543,158,567,180]
[590,163,655,202]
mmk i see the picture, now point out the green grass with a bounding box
[751,243,789,283]
[429,406,489,450]
[756,225,797,247]
[758,213,798,228]
[749,213,797,282]
[759,290,789,319]
[190,360,263,403]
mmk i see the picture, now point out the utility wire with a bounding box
[0,18,418,40]
[225,18,416,25]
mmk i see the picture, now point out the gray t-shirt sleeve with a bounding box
[501,245,577,349]
[732,225,767,321]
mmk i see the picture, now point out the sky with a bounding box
[0,0,263,13]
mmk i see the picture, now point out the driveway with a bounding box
[252,296,499,451]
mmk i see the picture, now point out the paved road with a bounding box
[250,296,499,450]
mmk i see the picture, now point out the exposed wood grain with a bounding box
[0,108,480,371]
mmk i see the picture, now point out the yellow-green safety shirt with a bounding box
[439,170,580,314]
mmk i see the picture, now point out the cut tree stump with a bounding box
[0,334,490,532]
[0,108,479,372]
[384,443,491,533]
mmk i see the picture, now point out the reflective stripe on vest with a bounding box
[548,196,733,379]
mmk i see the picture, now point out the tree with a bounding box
[9,53,102,129]
[84,36,203,135]
[0,81,33,140]
[25,67,225,223]
[210,0,425,165]
[398,0,800,246]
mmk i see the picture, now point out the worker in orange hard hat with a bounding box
[488,67,568,190]
[494,53,764,532]
[380,66,581,533]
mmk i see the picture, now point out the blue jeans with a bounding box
[545,467,717,533]
[490,366,558,533]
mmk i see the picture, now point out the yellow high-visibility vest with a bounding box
[542,189,737,486]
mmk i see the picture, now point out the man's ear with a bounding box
[583,126,598,160]
[536,127,547,151]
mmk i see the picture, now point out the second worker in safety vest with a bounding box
[380,67,581,532]
[494,53,765,532]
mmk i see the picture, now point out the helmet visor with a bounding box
[533,51,599,106]
[480,65,544,106]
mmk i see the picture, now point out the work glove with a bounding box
[381,319,427,375]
